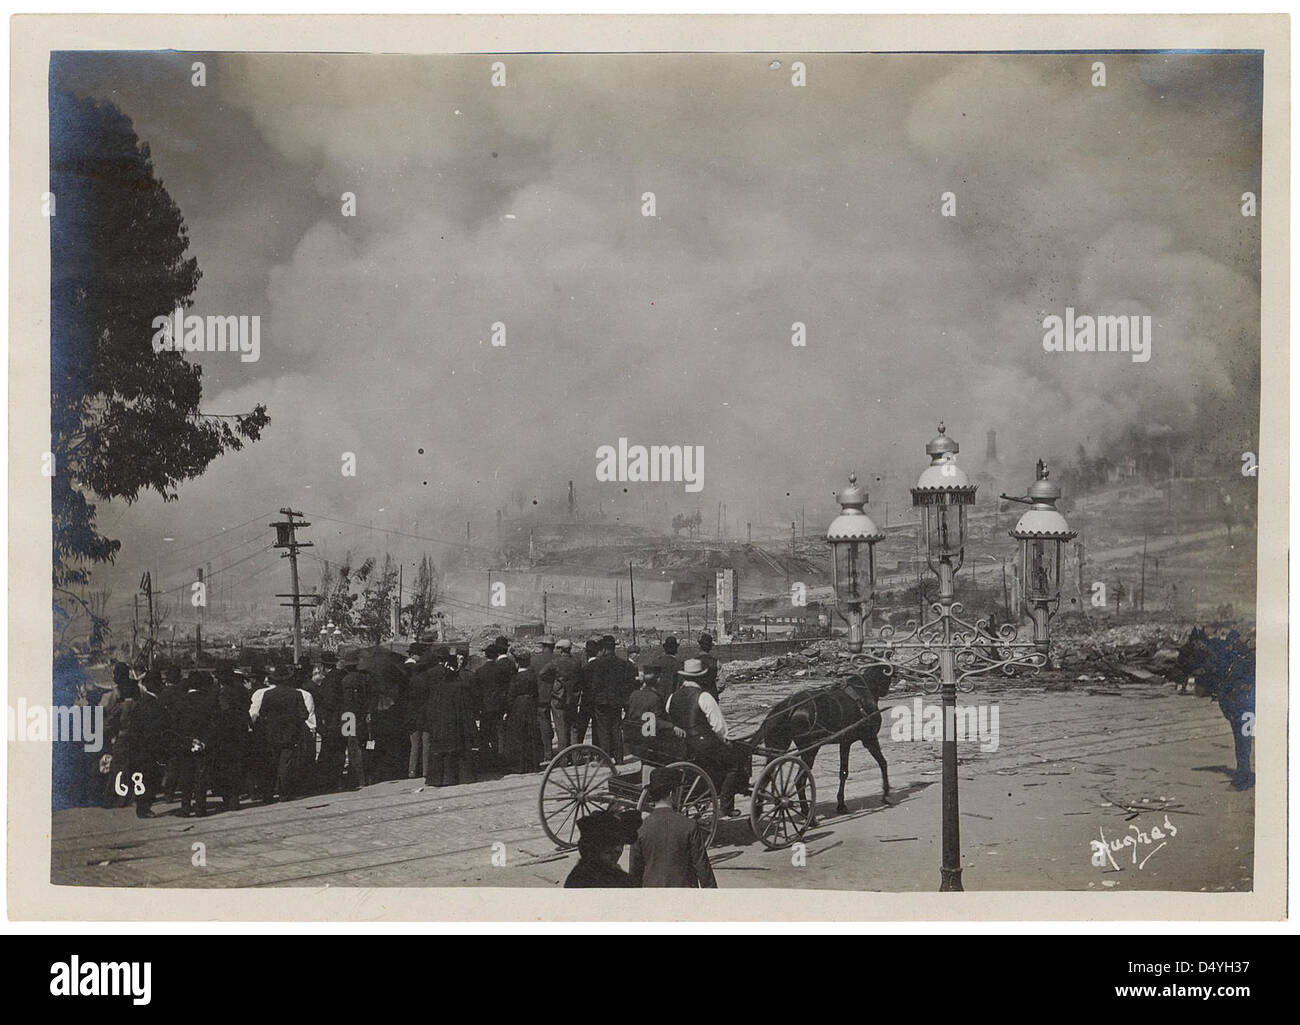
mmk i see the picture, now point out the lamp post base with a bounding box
[940,866,964,892]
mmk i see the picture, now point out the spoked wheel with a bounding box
[538,744,617,849]
[637,760,720,847]
[751,754,817,850]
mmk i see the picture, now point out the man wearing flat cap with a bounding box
[564,810,641,888]
[539,638,581,750]
[629,767,717,888]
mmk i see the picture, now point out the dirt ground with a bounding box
[50,682,1252,892]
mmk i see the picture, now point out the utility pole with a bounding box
[747,522,752,543]
[628,564,637,647]
[271,508,314,665]
[132,593,139,662]
[1139,532,1148,613]
[195,566,204,662]
[139,572,156,668]
[542,590,549,635]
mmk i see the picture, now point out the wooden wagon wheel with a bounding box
[750,754,817,850]
[538,744,617,849]
[636,760,720,847]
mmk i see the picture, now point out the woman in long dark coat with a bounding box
[502,651,545,774]
[424,650,479,786]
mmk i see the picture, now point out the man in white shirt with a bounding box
[665,659,749,817]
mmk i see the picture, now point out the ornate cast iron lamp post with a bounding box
[826,425,1076,891]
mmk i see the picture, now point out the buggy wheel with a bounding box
[538,744,617,849]
[637,760,719,847]
[751,754,817,850]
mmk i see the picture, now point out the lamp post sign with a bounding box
[826,425,1076,891]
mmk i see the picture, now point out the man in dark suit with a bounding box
[647,636,682,698]
[170,670,219,817]
[630,767,717,888]
[696,633,720,698]
[474,643,509,765]
[587,635,633,758]
[314,651,346,792]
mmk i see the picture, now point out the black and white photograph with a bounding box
[7,13,1287,921]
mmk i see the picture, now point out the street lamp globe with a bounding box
[1007,460,1077,652]
[911,423,977,572]
[826,472,884,652]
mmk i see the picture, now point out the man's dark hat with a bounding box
[320,651,339,666]
[698,633,713,650]
[267,664,296,683]
[646,766,683,800]
[576,810,635,847]
[600,634,616,648]
[112,662,131,686]
[663,635,679,653]
[615,809,643,843]
[407,642,428,658]
[483,642,498,656]
[494,635,510,650]
[512,648,533,666]
[584,639,600,655]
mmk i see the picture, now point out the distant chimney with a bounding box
[986,428,998,464]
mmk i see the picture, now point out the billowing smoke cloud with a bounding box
[51,50,1261,599]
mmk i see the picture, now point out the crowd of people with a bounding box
[79,630,751,824]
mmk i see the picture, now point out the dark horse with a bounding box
[754,667,892,818]
[1174,627,1255,791]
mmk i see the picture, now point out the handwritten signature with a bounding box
[1090,815,1178,871]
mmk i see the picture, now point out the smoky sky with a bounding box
[50,50,1262,598]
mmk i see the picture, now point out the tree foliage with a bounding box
[50,90,270,602]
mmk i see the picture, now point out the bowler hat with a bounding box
[584,639,600,655]
[320,651,339,667]
[267,664,296,684]
[698,633,713,650]
[663,636,679,653]
[646,766,683,801]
